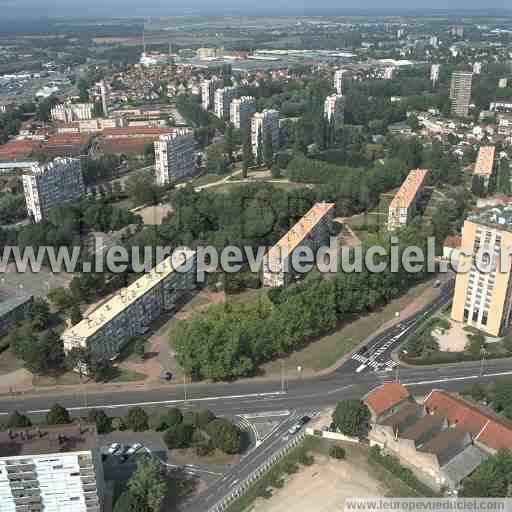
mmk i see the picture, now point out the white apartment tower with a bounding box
[324,94,345,125]
[100,81,109,117]
[51,103,94,123]
[450,72,473,117]
[251,110,280,158]
[0,423,104,512]
[431,64,441,85]
[22,158,84,223]
[201,79,222,111]
[473,62,482,75]
[334,69,346,95]
[230,96,256,131]
[154,129,196,185]
[214,86,237,120]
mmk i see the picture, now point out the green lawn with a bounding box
[261,280,433,377]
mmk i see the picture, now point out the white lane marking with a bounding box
[404,370,512,387]
[0,391,286,416]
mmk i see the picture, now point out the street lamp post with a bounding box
[281,361,287,393]
[480,348,487,377]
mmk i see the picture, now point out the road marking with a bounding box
[240,410,291,419]
[0,391,286,416]
[404,370,512,387]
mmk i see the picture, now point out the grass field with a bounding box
[0,349,24,375]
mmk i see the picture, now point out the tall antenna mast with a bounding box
[142,20,146,54]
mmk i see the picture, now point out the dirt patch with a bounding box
[252,454,386,512]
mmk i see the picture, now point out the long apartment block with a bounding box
[263,202,335,288]
[22,157,84,223]
[62,250,196,362]
[154,129,197,186]
[0,423,104,512]
[473,146,496,188]
[451,208,512,337]
[387,169,428,231]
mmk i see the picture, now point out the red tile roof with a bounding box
[424,391,512,451]
[364,382,411,417]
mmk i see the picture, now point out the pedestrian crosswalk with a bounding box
[351,352,398,372]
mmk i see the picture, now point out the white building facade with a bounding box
[154,129,196,185]
[22,158,84,222]
[230,96,256,130]
[251,110,280,158]
[51,103,94,123]
[324,94,345,125]
[214,86,237,120]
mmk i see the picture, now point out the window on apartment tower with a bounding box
[472,310,479,322]
[482,312,488,326]
[464,309,469,321]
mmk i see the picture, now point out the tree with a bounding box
[196,409,216,428]
[242,129,253,178]
[134,338,146,359]
[28,298,50,330]
[48,287,74,311]
[263,129,274,168]
[87,409,112,434]
[128,456,167,512]
[163,424,194,449]
[125,407,149,432]
[205,419,241,454]
[70,303,83,326]
[7,410,32,428]
[206,143,228,174]
[113,491,145,512]
[329,445,346,459]
[332,400,370,437]
[126,174,163,208]
[40,330,66,372]
[47,404,71,425]
[224,122,235,162]
[467,334,486,358]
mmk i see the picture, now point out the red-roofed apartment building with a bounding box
[364,384,512,493]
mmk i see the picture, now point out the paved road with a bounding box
[3,280,512,510]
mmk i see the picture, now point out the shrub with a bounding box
[125,407,149,432]
[87,409,112,434]
[111,417,126,431]
[284,461,299,474]
[196,409,216,428]
[195,441,214,457]
[7,411,32,428]
[205,419,242,454]
[46,404,71,425]
[329,445,346,459]
[163,424,194,449]
[299,452,314,466]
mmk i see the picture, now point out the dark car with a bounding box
[159,371,173,381]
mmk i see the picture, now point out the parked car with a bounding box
[126,443,143,456]
[299,416,311,425]
[288,423,302,436]
[107,443,121,455]
[159,371,173,381]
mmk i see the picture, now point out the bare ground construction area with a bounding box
[251,451,388,512]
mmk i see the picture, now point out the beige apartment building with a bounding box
[450,71,473,117]
[473,146,496,188]
[62,250,196,363]
[263,202,335,288]
[387,169,428,231]
[451,208,512,337]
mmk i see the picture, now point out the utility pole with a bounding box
[281,361,287,393]
[480,348,487,377]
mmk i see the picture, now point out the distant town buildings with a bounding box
[22,157,84,223]
[214,86,237,120]
[334,69,346,95]
[51,103,94,123]
[473,62,482,75]
[139,52,169,67]
[451,207,512,337]
[154,129,197,186]
[473,146,496,189]
[0,423,104,512]
[430,64,441,85]
[263,202,335,288]
[230,96,256,131]
[324,94,345,125]
[429,36,439,47]
[197,47,223,59]
[388,169,429,231]
[251,109,280,158]
[499,78,508,89]
[450,71,473,117]
[62,250,197,365]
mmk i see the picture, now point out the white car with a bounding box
[288,423,302,436]
[107,443,121,455]
[126,443,143,456]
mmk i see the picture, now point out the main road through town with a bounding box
[2,281,512,511]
